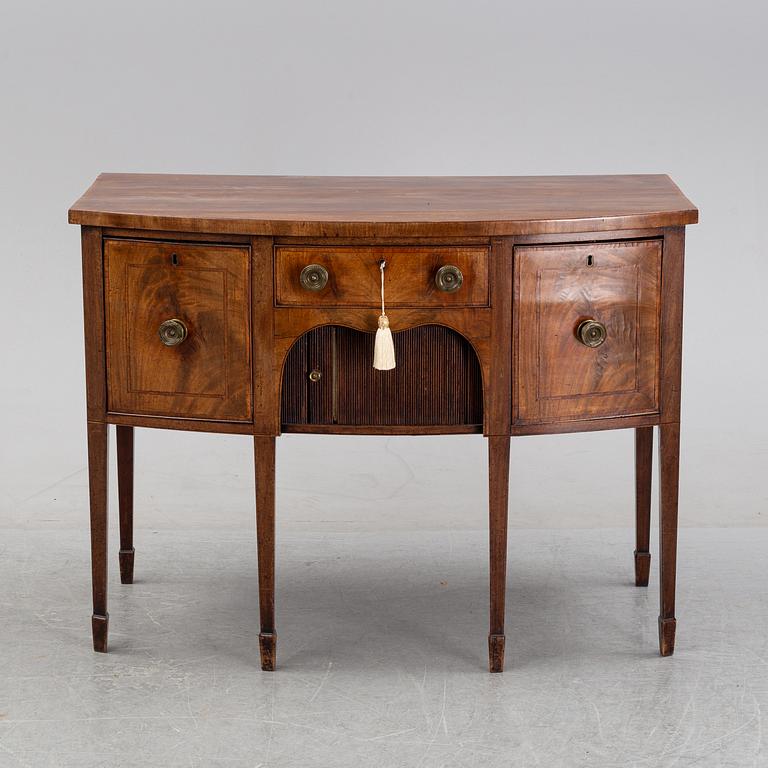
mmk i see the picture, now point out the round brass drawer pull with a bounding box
[435,264,463,292]
[577,319,607,348]
[300,264,329,291]
[158,318,188,346]
[308,369,322,382]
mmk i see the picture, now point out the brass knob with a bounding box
[577,319,607,348]
[435,264,463,292]
[308,369,322,382]
[158,319,188,346]
[300,264,329,291]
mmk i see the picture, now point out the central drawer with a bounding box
[274,245,489,307]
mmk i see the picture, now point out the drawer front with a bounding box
[274,245,489,307]
[514,240,661,424]
[104,239,252,421]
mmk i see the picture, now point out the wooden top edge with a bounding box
[68,211,698,237]
[69,173,698,236]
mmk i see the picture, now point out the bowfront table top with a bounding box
[69,173,697,236]
[71,173,697,673]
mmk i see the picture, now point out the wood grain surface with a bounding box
[104,239,252,421]
[69,174,698,237]
[514,239,662,424]
[275,245,489,307]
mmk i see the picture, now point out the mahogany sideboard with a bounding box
[69,174,698,672]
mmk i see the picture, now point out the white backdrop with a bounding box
[1,0,765,532]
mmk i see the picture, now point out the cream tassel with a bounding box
[373,260,395,370]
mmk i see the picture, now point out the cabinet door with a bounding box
[514,240,661,425]
[104,239,251,421]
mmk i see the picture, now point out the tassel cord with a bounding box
[373,259,396,370]
[380,259,386,317]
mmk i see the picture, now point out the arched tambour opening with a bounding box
[281,324,483,432]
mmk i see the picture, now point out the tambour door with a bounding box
[280,325,484,430]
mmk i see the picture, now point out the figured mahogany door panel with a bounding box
[275,246,489,307]
[514,240,661,425]
[104,239,252,421]
[281,325,483,429]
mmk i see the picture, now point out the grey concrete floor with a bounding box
[1,526,766,767]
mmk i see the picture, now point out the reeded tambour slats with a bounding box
[281,325,483,428]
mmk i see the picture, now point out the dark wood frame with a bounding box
[75,176,694,671]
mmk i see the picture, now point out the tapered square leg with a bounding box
[658,422,680,656]
[116,425,135,585]
[488,435,510,672]
[87,421,109,653]
[634,427,653,587]
[255,436,277,671]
